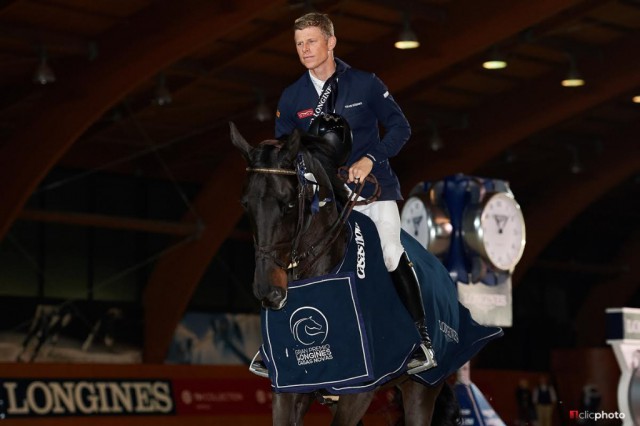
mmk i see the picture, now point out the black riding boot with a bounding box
[390,252,437,374]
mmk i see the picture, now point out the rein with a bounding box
[246,163,380,279]
[246,167,296,175]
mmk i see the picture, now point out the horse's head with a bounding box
[230,122,345,310]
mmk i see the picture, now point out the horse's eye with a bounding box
[281,201,296,214]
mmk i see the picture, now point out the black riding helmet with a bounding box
[308,112,353,166]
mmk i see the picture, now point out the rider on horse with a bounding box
[251,12,437,377]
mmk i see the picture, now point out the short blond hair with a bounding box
[294,12,334,38]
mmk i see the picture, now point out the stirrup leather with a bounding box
[406,343,438,375]
[249,351,270,378]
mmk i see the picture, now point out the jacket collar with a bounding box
[304,57,351,86]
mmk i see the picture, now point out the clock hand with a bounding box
[494,214,509,234]
[412,216,423,236]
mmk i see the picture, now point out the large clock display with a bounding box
[463,192,526,272]
[400,192,451,256]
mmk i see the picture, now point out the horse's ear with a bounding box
[229,121,252,162]
[283,128,301,164]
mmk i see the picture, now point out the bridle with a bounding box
[246,160,379,280]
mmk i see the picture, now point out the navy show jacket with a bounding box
[275,58,411,201]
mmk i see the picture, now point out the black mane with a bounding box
[297,132,349,207]
[245,131,349,207]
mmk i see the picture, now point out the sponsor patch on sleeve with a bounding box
[383,91,389,98]
[297,108,314,119]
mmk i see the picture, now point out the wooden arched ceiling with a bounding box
[0,0,638,363]
[0,0,286,240]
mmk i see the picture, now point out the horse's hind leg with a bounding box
[398,380,443,426]
[330,391,375,426]
[272,392,314,425]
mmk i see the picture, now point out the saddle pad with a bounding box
[260,210,502,394]
[260,272,375,392]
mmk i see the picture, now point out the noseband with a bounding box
[246,160,379,280]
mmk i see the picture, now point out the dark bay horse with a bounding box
[230,122,461,426]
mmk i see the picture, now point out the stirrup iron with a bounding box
[249,351,270,378]
[406,343,438,375]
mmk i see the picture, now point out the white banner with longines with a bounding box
[0,378,175,418]
[456,277,512,327]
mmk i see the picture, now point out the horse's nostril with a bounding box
[262,287,287,310]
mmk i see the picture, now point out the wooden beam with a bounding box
[392,0,612,100]
[0,0,286,243]
[374,0,587,93]
[0,22,91,55]
[511,132,640,285]
[81,0,342,141]
[534,259,630,276]
[397,32,640,188]
[19,209,199,236]
[0,0,23,14]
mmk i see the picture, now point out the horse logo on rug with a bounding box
[289,307,329,346]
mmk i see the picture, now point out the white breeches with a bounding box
[353,200,405,271]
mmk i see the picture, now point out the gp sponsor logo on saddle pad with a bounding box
[289,307,334,366]
[261,273,374,392]
[290,307,329,346]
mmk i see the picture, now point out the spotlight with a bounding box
[33,47,55,85]
[632,95,640,104]
[428,121,443,151]
[568,145,583,174]
[256,103,271,122]
[561,56,585,87]
[255,90,272,122]
[570,157,583,174]
[482,46,507,70]
[153,73,172,106]
[395,13,419,50]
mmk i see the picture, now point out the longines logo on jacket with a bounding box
[354,222,366,278]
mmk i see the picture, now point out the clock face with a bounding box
[479,192,526,271]
[401,197,430,248]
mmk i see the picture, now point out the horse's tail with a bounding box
[432,382,461,426]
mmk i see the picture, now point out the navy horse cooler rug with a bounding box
[260,210,503,394]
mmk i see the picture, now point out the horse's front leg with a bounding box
[272,392,314,425]
[330,391,375,426]
[398,380,444,426]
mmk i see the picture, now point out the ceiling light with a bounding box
[428,121,443,151]
[632,95,640,104]
[561,56,585,87]
[482,46,507,70]
[256,103,271,122]
[33,46,55,85]
[153,73,172,106]
[254,89,272,122]
[503,149,517,164]
[395,13,419,50]
[568,145,583,174]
